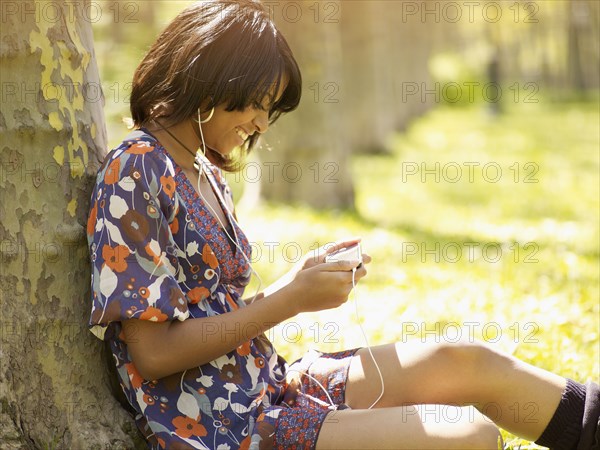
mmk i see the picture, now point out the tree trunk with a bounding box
[0,1,142,447]
[568,0,586,92]
[260,0,354,209]
[343,0,440,143]
[567,0,598,92]
[340,0,397,154]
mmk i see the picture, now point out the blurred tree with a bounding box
[455,0,599,95]
[567,0,597,92]
[258,0,440,208]
[339,1,441,151]
[388,2,441,129]
[99,0,157,47]
[260,0,355,209]
[0,1,142,447]
[340,0,397,154]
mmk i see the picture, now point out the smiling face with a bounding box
[197,76,289,157]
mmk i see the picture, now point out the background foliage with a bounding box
[240,101,600,447]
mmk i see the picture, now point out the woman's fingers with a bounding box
[354,264,368,282]
[302,239,371,271]
[323,237,362,255]
[321,260,362,272]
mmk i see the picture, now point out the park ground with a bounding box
[229,98,599,448]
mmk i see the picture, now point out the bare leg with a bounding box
[317,404,501,449]
[344,340,566,441]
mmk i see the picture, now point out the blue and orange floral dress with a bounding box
[87,130,357,449]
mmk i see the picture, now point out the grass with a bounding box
[228,99,599,447]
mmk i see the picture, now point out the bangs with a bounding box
[269,51,302,124]
[221,62,286,113]
[214,22,301,122]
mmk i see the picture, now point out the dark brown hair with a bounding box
[130,0,302,170]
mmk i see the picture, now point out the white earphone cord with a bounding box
[195,112,263,304]
[352,267,385,409]
[196,115,384,411]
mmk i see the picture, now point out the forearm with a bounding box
[242,270,294,304]
[125,284,299,380]
[243,292,264,305]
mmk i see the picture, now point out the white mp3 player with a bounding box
[324,243,363,268]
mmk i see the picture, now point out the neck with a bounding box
[147,120,201,171]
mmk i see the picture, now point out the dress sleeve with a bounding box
[87,141,190,341]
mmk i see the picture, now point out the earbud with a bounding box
[198,106,215,124]
[352,267,385,409]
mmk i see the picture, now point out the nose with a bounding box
[252,110,269,134]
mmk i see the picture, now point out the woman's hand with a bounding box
[262,238,372,301]
[283,240,371,314]
[297,237,370,271]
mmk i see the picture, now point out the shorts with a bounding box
[271,348,360,450]
[139,348,360,450]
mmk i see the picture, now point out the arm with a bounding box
[123,259,366,381]
[123,283,297,380]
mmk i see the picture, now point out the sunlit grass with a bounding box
[231,100,599,447]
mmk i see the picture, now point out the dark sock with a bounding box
[536,378,586,450]
[577,381,600,450]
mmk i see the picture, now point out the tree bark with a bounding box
[0,1,142,447]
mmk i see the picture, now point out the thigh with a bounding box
[345,341,486,409]
[285,348,359,408]
[316,405,501,449]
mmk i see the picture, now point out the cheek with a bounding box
[203,110,255,145]
[202,120,229,140]
[205,121,243,150]
[234,109,257,125]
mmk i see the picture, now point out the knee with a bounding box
[455,407,503,449]
[469,420,503,449]
[432,339,509,378]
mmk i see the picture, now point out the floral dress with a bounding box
[87,130,355,449]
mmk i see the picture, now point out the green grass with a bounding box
[229,100,599,447]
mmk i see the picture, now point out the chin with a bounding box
[222,144,243,155]
[205,146,237,165]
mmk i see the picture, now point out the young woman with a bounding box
[87,1,599,448]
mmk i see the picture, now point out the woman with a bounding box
[87,1,599,448]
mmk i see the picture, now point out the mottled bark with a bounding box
[0,1,142,448]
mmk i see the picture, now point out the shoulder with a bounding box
[100,129,174,173]
[97,130,176,188]
[93,130,178,212]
